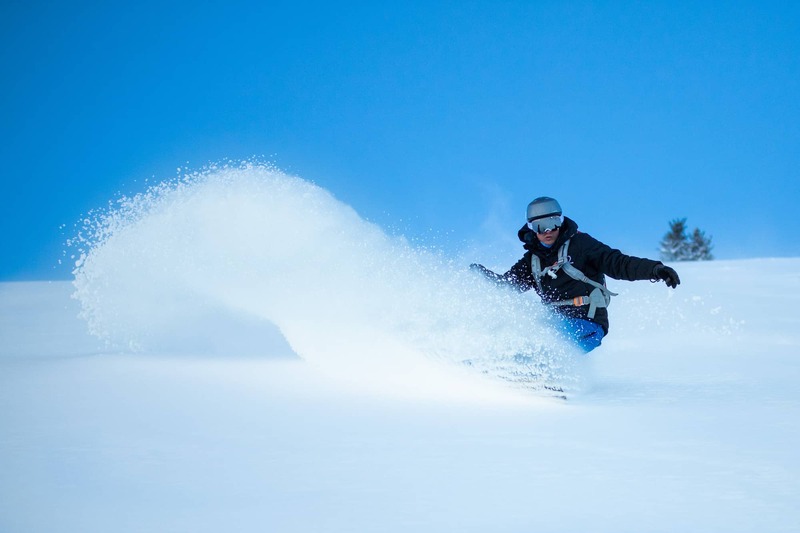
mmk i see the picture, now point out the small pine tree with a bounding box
[659,218,714,261]
[688,228,714,260]
[659,218,689,261]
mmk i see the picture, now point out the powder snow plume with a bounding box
[70,162,579,396]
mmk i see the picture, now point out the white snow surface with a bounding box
[2,165,799,532]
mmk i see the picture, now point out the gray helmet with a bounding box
[526,197,563,233]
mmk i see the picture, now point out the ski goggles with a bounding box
[527,215,563,233]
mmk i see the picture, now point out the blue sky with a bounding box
[2,1,798,280]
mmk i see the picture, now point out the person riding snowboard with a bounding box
[471,196,680,352]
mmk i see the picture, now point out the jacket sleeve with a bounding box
[471,256,535,291]
[580,234,661,282]
[498,255,536,291]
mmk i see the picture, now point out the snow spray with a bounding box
[70,162,580,396]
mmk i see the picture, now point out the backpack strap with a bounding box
[531,239,619,319]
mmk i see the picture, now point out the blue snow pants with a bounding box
[561,317,605,353]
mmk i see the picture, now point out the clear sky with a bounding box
[2,1,799,280]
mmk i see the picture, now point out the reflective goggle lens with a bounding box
[527,215,562,233]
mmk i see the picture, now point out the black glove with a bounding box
[652,264,680,288]
[470,263,501,283]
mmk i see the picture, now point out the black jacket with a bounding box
[494,217,662,335]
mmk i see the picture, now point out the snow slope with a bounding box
[1,165,798,532]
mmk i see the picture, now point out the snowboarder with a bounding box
[471,196,680,352]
